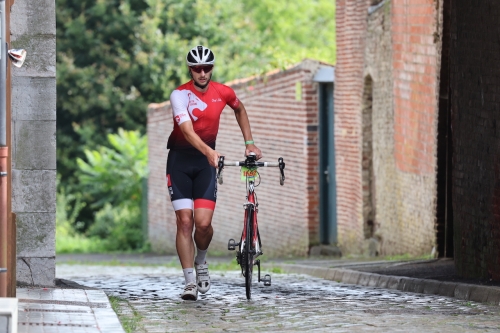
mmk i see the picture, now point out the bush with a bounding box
[88,203,144,251]
[55,128,149,253]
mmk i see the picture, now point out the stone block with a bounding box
[333,269,345,282]
[12,77,56,121]
[439,282,458,297]
[17,257,55,286]
[454,284,473,300]
[485,289,500,305]
[324,268,336,281]
[10,0,56,36]
[468,287,491,303]
[367,273,381,287]
[422,280,442,295]
[358,272,374,286]
[376,275,391,288]
[13,120,56,170]
[12,170,56,212]
[10,36,56,78]
[16,213,55,257]
[343,271,361,285]
[386,276,402,290]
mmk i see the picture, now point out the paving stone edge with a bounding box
[264,263,500,306]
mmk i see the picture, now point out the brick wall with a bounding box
[393,0,440,175]
[450,0,500,280]
[335,0,368,254]
[336,0,441,255]
[147,60,326,257]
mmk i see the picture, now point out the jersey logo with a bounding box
[212,98,222,103]
[175,113,187,124]
[187,92,207,121]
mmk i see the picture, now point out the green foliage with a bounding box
[56,233,109,254]
[56,176,86,237]
[75,129,148,251]
[86,203,145,251]
[77,128,148,209]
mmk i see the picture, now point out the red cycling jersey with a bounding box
[167,80,240,152]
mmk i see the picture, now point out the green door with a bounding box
[319,83,337,244]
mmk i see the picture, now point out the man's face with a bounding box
[190,65,213,87]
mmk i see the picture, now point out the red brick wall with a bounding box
[147,60,325,256]
[335,0,370,253]
[393,0,440,175]
[450,0,500,280]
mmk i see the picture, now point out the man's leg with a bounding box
[193,208,214,294]
[175,208,199,300]
[193,208,214,253]
[175,209,195,268]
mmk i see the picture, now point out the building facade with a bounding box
[335,0,442,256]
[336,0,500,280]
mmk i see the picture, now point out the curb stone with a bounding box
[264,263,500,306]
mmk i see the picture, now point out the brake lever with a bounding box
[217,156,225,184]
[278,157,285,186]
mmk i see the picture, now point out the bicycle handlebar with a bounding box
[217,154,285,186]
[222,161,280,167]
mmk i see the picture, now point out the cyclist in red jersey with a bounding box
[166,45,262,300]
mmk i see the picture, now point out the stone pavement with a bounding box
[56,263,500,332]
[265,257,500,306]
[11,254,500,332]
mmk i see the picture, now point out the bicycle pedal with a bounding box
[227,238,239,251]
[262,274,271,286]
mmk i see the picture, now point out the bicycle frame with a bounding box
[241,180,261,261]
[218,153,285,299]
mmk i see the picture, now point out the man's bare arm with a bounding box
[233,101,262,159]
[178,121,220,168]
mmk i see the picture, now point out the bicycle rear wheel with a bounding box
[245,208,254,299]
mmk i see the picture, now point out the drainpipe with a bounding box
[0,0,8,297]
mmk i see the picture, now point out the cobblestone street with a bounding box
[57,264,500,332]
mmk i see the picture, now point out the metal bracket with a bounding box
[243,202,255,209]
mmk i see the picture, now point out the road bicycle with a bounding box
[216,153,285,299]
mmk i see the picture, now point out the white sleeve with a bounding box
[170,90,191,125]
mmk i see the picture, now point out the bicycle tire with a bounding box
[245,207,254,299]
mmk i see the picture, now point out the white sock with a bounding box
[183,268,195,284]
[195,248,208,265]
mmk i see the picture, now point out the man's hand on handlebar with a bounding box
[206,149,221,168]
[245,144,263,160]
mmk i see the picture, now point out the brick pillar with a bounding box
[334,0,369,253]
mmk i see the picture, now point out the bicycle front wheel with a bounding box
[245,207,254,299]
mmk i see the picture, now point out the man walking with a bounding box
[166,45,262,300]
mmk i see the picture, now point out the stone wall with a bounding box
[10,0,56,286]
[450,0,500,280]
[335,0,441,256]
[147,60,327,257]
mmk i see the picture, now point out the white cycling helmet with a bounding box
[186,45,215,66]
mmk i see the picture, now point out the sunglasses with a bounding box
[190,65,213,73]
